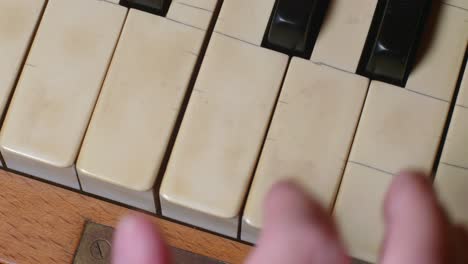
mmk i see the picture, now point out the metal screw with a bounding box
[90,239,111,260]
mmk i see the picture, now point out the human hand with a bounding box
[112,172,468,264]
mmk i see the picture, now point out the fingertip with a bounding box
[112,214,170,264]
[384,171,445,225]
[248,180,349,264]
[381,171,450,264]
[264,181,313,219]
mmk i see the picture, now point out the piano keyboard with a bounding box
[0,0,466,262]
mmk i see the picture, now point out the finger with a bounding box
[380,171,450,264]
[112,214,171,264]
[246,181,349,264]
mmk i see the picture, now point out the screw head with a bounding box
[89,239,111,260]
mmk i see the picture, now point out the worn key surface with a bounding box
[444,0,468,9]
[310,0,378,72]
[77,6,210,212]
[0,0,45,120]
[435,64,468,227]
[214,0,276,46]
[334,4,468,262]
[0,0,126,189]
[167,0,218,30]
[160,33,288,238]
[159,0,289,238]
[0,0,46,169]
[241,58,369,243]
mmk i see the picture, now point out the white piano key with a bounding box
[160,33,288,237]
[214,0,276,45]
[435,64,468,227]
[334,82,448,262]
[405,5,467,101]
[456,66,468,108]
[241,58,369,243]
[0,0,46,121]
[344,4,467,176]
[172,0,217,11]
[334,5,467,262]
[349,81,450,175]
[104,0,121,4]
[334,163,394,263]
[310,0,378,72]
[439,108,468,169]
[77,9,206,212]
[435,164,468,226]
[0,0,126,189]
[167,0,217,30]
[444,0,468,9]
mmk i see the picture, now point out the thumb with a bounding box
[112,214,171,264]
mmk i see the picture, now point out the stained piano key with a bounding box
[0,0,46,170]
[435,64,468,226]
[334,4,467,262]
[262,0,329,58]
[214,0,276,45]
[457,66,468,108]
[405,4,467,101]
[171,0,217,10]
[444,0,468,9]
[120,0,171,16]
[76,8,207,212]
[334,82,450,263]
[166,0,217,30]
[0,0,46,120]
[439,108,468,169]
[349,82,450,175]
[358,0,431,86]
[436,106,468,172]
[334,163,394,263]
[160,33,288,238]
[310,0,378,72]
[0,0,126,189]
[241,58,369,243]
[435,165,468,225]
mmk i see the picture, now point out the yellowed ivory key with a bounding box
[435,66,468,227]
[76,3,212,212]
[334,4,468,262]
[0,0,126,188]
[242,57,369,243]
[0,0,47,167]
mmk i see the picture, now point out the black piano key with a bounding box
[120,0,172,16]
[358,0,432,87]
[262,0,329,58]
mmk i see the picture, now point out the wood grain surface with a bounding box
[0,169,251,264]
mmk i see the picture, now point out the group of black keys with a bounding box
[119,0,432,87]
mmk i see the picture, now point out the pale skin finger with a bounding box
[112,214,171,264]
[111,182,349,264]
[380,172,450,264]
[112,172,468,264]
[245,181,350,264]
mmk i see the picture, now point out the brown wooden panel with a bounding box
[0,169,251,264]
